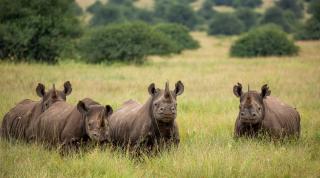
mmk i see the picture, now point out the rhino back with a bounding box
[263,96,300,137]
[36,102,73,144]
[1,99,38,140]
[109,100,151,146]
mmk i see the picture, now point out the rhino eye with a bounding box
[154,103,158,107]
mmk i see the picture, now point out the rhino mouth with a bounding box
[240,117,259,124]
[157,114,176,122]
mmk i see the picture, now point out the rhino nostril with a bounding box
[252,113,257,117]
[159,107,164,112]
[240,112,245,116]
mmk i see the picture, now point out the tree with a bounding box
[276,0,304,18]
[0,0,81,63]
[164,3,198,29]
[295,0,320,40]
[230,25,299,57]
[235,8,259,31]
[197,0,217,21]
[208,13,245,35]
[233,0,262,8]
[78,22,179,63]
[260,6,298,33]
[89,5,124,26]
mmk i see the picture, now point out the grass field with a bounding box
[1,32,320,177]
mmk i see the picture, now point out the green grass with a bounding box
[1,32,320,177]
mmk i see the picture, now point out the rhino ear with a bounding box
[63,81,72,96]
[261,84,271,98]
[105,105,113,117]
[148,83,157,96]
[77,101,88,114]
[233,83,243,98]
[174,81,184,96]
[36,83,46,97]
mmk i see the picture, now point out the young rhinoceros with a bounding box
[35,98,113,150]
[1,81,72,141]
[233,83,300,139]
[109,81,184,151]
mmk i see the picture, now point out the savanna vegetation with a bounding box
[1,0,320,177]
[1,32,320,177]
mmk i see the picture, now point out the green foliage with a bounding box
[154,0,198,29]
[86,1,103,14]
[295,0,320,40]
[153,23,199,52]
[88,1,155,26]
[197,0,217,21]
[78,22,178,63]
[233,0,263,8]
[235,8,259,31]
[260,7,298,33]
[276,0,304,18]
[89,5,124,26]
[213,0,234,6]
[308,0,320,20]
[0,0,81,63]
[230,25,299,57]
[296,17,320,40]
[208,13,245,35]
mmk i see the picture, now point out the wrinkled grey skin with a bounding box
[1,81,72,140]
[233,83,301,139]
[33,98,113,149]
[109,81,184,151]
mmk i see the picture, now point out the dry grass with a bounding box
[1,32,320,177]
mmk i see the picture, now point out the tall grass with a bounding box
[1,32,320,177]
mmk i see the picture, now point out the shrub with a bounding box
[0,0,81,63]
[78,22,178,63]
[296,17,320,40]
[163,3,198,29]
[260,7,298,33]
[295,0,320,40]
[213,0,234,6]
[153,23,199,52]
[208,13,245,35]
[86,1,104,14]
[197,0,217,21]
[235,8,259,31]
[230,25,299,57]
[233,0,262,8]
[276,0,304,18]
[308,0,320,20]
[89,5,124,26]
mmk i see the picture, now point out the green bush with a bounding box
[163,3,198,30]
[154,0,198,29]
[197,0,217,21]
[230,25,299,57]
[153,23,199,52]
[235,8,259,31]
[296,0,320,40]
[276,0,304,18]
[0,0,81,63]
[78,22,178,64]
[89,5,125,26]
[88,2,156,26]
[296,17,320,40]
[208,13,245,35]
[260,7,298,33]
[233,0,262,8]
[308,0,320,20]
[213,0,234,6]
